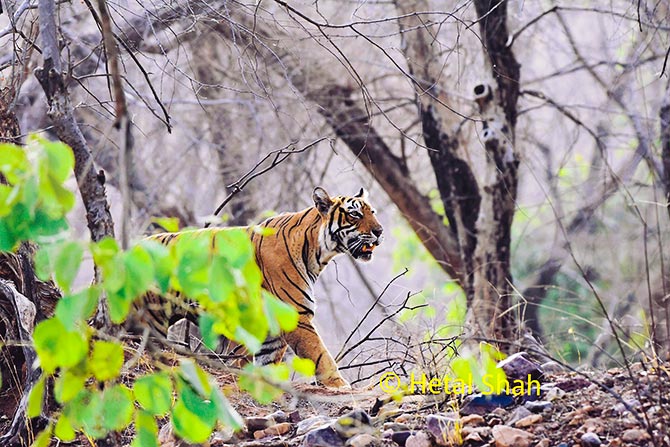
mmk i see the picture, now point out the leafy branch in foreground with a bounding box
[0,137,313,446]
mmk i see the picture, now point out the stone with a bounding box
[334,409,373,438]
[621,428,650,443]
[395,414,414,424]
[405,431,433,447]
[612,399,641,416]
[514,414,542,428]
[383,422,410,431]
[303,426,345,447]
[580,432,601,447]
[505,407,532,426]
[268,410,288,423]
[491,425,534,447]
[289,410,302,423]
[536,439,550,447]
[297,416,334,436]
[497,352,543,382]
[390,430,414,446]
[210,427,235,445]
[346,433,379,447]
[426,414,457,446]
[461,426,491,439]
[523,400,552,413]
[245,416,272,432]
[461,393,514,415]
[460,414,485,427]
[264,422,293,436]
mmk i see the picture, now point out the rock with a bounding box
[289,410,302,423]
[536,439,550,447]
[580,432,601,447]
[303,426,345,447]
[245,416,272,432]
[461,393,514,415]
[460,414,485,427]
[461,426,491,439]
[523,400,552,413]
[253,430,266,440]
[346,433,379,447]
[555,377,590,392]
[383,422,410,431]
[513,414,542,428]
[395,414,414,424]
[264,422,293,437]
[390,430,414,446]
[613,399,641,415]
[463,431,483,443]
[297,416,334,436]
[426,414,457,446]
[268,410,289,423]
[491,425,534,447]
[578,418,606,434]
[621,428,650,443]
[210,427,235,445]
[505,407,532,426]
[540,361,563,373]
[497,352,543,382]
[405,431,433,447]
[334,409,373,438]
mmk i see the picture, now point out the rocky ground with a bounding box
[157,354,670,447]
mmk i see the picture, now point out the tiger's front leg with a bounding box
[284,316,349,388]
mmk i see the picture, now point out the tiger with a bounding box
[132,187,383,388]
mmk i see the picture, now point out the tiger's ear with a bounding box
[355,187,368,200]
[313,187,333,214]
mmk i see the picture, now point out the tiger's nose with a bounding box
[372,227,383,242]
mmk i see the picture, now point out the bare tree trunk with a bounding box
[395,0,520,346]
[35,0,115,328]
[192,31,258,226]
[662,78,670,222]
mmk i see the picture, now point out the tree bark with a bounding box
[35,0,115,328]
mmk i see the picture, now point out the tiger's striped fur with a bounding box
[133,187,383,387]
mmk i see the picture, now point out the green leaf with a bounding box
[54,415,76,442]
[171,399,214,444]
[177,379,217,427]
[179,360,211,397]
[151,217,180,232]
[90,341,124,381]
[139,240,173,293]
[238,364,286,404]
[0,143,28,184]
[31,424,53,447]
[42,139,75,183]
[124,245,154,300]
[55,288,99,330]
[264,293,298,334]
[198,314,220,351]
[134,372,172,416]
[208,256,235,303]
[213,229,254,268]
[27,376,45,418]
[101,384,135,431]
[54,370,87,404]
[54,241,83,293]
[173,234,211,298]
[291,357,315,378]
[132,411,158,447]
[33,318,88,374]
[67,389,107,439]
[210,386,244,431]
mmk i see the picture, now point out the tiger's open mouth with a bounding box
[350,241,377,261]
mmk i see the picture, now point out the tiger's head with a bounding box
[313,187,383,262]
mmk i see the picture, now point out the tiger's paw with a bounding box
[319,375,350,389]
